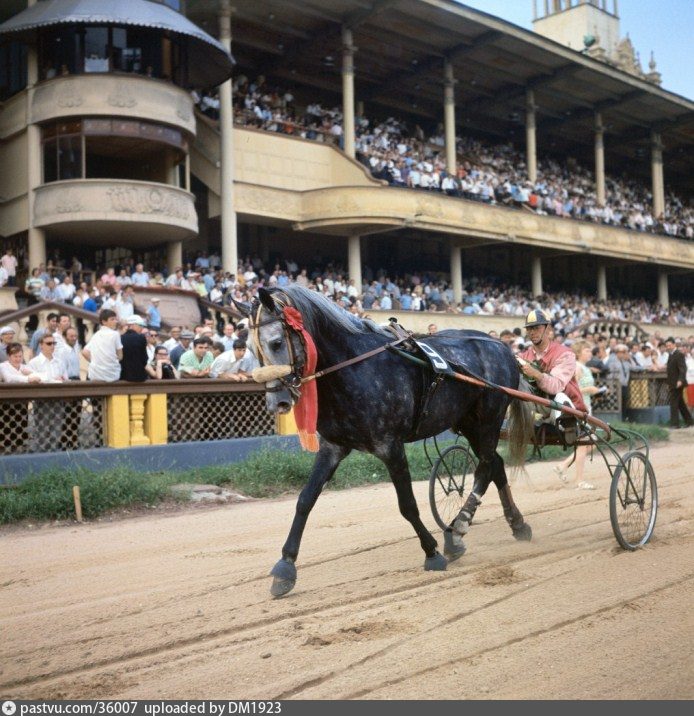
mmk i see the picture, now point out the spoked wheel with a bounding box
[429,444,478,532]
[609,450,658,550]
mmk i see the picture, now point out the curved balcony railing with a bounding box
[33,179,197,242]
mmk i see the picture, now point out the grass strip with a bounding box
[0,422,668,525]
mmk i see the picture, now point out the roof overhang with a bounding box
[187,0,693,192]
[0,0,234,87]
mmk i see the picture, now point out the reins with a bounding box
[302,336,410,383]
[391,347,611,438]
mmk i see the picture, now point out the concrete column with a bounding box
[594,111,606,206]
[596,262,607,301]
[526,89,537,184]
[218,0,237,275]
[347,235,362,294]
[450,242,463,305]
[531,255,543,297]
[341,26,356,159]
[167,241,183,272]
[26,29,46,271]
[651,131,665,219]
[657,270,669,309]
[443,59,457,178]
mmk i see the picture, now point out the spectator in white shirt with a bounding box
[116,285,136,321]
[131,263,150,287]
[163,326,182,352]
[210,339,258,380]
[0,343,41,383]
[27,333,67,382]
[82,310,123,382]
[56,275,76,303]
[56,326,82,380]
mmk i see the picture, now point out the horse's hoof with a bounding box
[269,558,297,598]
[443,530,467,561]
[512,522,533,541]
[424,552,448,571]
[270,577,296,598]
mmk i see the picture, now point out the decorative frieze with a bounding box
[107,83,137,108]
[106,185,191,220]
[55,190,83,214]
[56,81,83,108]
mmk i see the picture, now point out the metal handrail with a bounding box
[0,379,264,400]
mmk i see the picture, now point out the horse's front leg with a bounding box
[270,439,351,597]
[378,441,447,572]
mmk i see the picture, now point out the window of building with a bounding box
[41,119,186,185]
[83,27,109,73]
[0,41,27,100]
[42,122,83,182]
[37,26,185,85]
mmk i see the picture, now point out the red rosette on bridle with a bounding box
[283,306,319,452]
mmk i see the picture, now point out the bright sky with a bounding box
[458,0,694,101]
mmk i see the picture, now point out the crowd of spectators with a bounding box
[192,75,694,242]
[3,245,694,387]
[0,303,259,385]
[4,248,694,328]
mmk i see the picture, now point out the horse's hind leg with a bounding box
[498,481,532,541]
[270,440,351,597]
[379,441,447,571]
[456,424,532,542]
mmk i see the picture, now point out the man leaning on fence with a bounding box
[210,338,259,381]
[179,337,214,378]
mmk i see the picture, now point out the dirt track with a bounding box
[1,434,693,700]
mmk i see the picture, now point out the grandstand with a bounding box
[1,0,693,305]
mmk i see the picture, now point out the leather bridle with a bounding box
[251,301,306,401]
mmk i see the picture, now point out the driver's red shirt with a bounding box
[519,340,587,412]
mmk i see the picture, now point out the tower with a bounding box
[533,0,620,59]
[532,0,660,84]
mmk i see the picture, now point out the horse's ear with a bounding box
[258,287,279,315]
[230,298,251,318]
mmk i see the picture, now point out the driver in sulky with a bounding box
[516,309,587,423]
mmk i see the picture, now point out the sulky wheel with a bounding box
[609,450,658,551]
[429,444,478,532]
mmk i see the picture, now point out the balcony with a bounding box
[33,179,197,245]
[31,74,196,136]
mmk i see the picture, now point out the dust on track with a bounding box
[1,437,692,700]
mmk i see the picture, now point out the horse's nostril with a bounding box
[277,401,292,414]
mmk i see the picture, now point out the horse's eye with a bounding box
[269,339,283,352]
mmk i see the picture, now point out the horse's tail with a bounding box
[507,396,534,468]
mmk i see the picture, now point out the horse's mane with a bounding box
[271,286,391,338]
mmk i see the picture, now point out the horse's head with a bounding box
[238,288,308,415]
